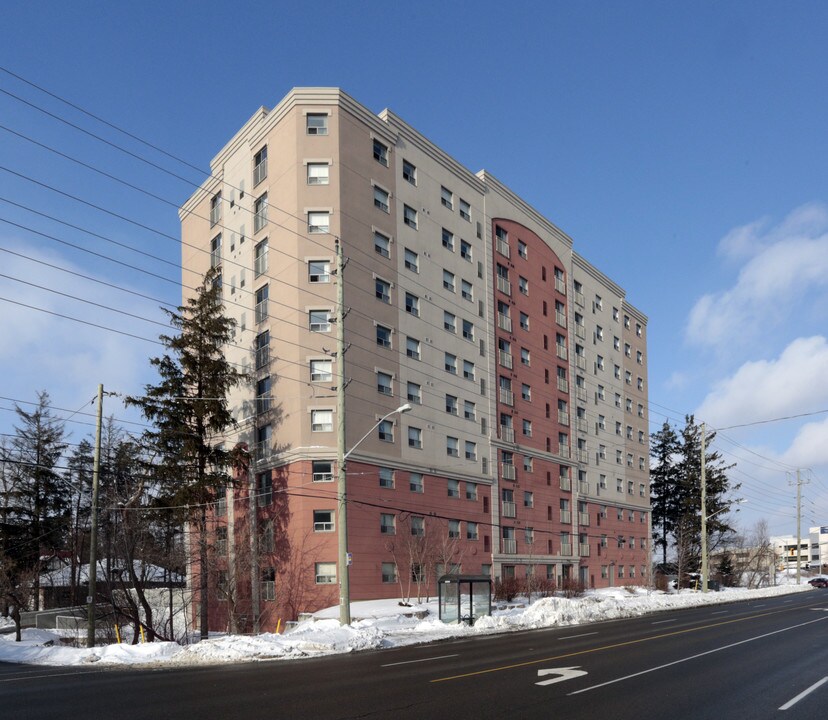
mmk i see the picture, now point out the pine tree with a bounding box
[127,270,245,639]
[649,420,681,565]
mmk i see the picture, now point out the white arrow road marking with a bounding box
[536,666,588,686]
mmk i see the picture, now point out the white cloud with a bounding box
[686,203,828,348]
[780,416,828,469]
[696,336,828,427]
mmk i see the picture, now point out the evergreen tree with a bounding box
[649,420,681,565]
[2,392,68,610]
[127,270,245,639]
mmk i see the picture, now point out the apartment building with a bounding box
[179,88,650,631]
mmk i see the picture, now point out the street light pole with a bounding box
[701,499,746,593]
[700,423,707,593]
[337,403,411,625]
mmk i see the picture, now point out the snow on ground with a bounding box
[0,582,818,668]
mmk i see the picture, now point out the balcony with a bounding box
[579,512,590,525]
[558,443,570,458]
[255,300,268,324]
[575,323,586,340]
[501,501,516,518]
[502,538,517,554]
[575,418,587,433]
[557,377,569,394]
[578,481,590,495]
[498,313,513,333]
[576,386,588,403]
[560,475,571,491]
[497,276,511,296]
[558,410,569,426]
[501,463,516,480]
[560,510,571,523]
[575,449,588,463]
[576,355,587,371]
[556,311,567,328]
[556,344,568,361]
[499,425,515,443]
[497,238,510,258]
[498,350,513,369]
[559,543,572,556]
[574,290,585,307]
[555,276,566,295]
[579,543,590,557]
[500,388,514,407]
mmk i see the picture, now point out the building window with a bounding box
[522,419,532,437]
[215,527,228,555]
[402,159,417,185]
[315,562,336,584]
[405,292,420,316]
[408,426,422,449]
[308,259,331,283]
[307,162,329,185]
[459,198,471,221]
[256,471,273,506]
[448,520,461,538]
[520,348,530,366]
[467,521,478,540]
[447,437,459,458]
[377,371,393,396]
[406,336,420,360]
[311,409,333,432]
[373,138,389,166]
[254,193,268,233]
[403,204,418,229]
[404,248,419,272]
[461,279,473,301]
[460,239,472,261]
[519,312,529,331]
[375,277,391,303]
[307,113,328,135]
[407,381,421,404]
[378,419,394,442]
[312,460,333,483]
[519,276,529,296]
[261,568,275,601]
[463,360,475,380]
[210,192,221,227]
[410,472,424,493]
[308,211,329,234]
[441,186,453,209]
[410,516,425,536]
[445,394,458,415]
[379,467,395,489]
[255,284,268,323]
[464,400,476,420]
[465,482,478,501]
[465,440,477,460]
[256,376,272,414]
[210,234,222,268]
[254,146,268,186]
[255,330,270,369]
[443,269,456,292]
[462,319,474,341]
[309,310,331,332]
[445,352,457,374]
[447,479,460,497]
[255,424,271,462]
[518,240,527,259]
[442,228,455,251]
[381,562,397,583]
[373,185,390,213]
[313,509,334,532]
[373,231,390,258]
[376,324,392,348]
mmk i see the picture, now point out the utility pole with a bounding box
[335,238,350,626]
[700,422,708,593]
[86,384,103,647]
[249,469,260,633]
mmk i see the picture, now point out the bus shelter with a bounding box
[438,575,492,625]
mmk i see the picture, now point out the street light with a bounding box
[701,499,746,593]
[338,403,412,624]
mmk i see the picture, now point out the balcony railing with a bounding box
[500,425,515,443]
[579,512,590,526]
[555,277,566,295]
[501,463,516,480]
[558,443,570,458]
[575,418,587,433]
[501,501,516,518]
[498,350,513,369]
[560,543,572,556]
[502,538,517,554]
[579,543,590,557]
[556,311,567,328]
[498,313,513,333]
[557,377,569,394]
[500,388,514,407]
[575,449,588,463]
[574,290,585,307]
[255,300,268,324]
[558,410,569,426]
[497,238,510,258]
[497,276,511,296]
[560,510,571,523]
[560,475,571,491]
[556,344,568,361]
[576,355,587,371]
[576,387,587,402]
[578,481,590,495]
[575,323,586,340]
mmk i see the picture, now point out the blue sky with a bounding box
[1,1,827,537]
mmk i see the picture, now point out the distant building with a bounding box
[180,88,651,632]
[772,526,828,571]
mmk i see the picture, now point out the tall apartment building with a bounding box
[179,88,650,631]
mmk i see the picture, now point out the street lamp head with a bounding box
[396,403,412,414]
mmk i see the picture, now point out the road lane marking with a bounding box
[536,666,587,686]
[568,616,827,696]
[710,611,729,615]
[382,654,458,667]
[431,603,823,684]
[559,632,598,640]
[651,619,677,625]
[779,676,828,710]
[0,669,105,683]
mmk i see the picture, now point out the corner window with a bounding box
[307,114,328,135]
[308,259,331,283]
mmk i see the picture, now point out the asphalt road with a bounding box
[2,590,826,720]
